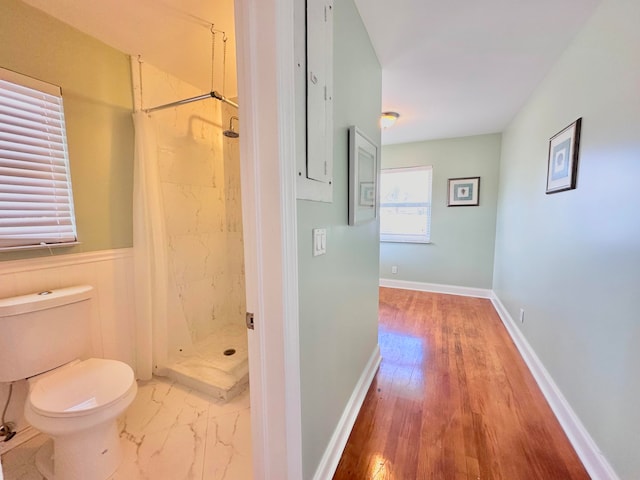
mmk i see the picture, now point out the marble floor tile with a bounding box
[0,377,252,480]
[203,410,253,480]
[0,434,46,480]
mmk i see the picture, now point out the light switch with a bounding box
[313,228,327,256]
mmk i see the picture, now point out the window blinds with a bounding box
[0,68,77,250]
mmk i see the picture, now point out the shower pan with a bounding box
[165,324,248,401]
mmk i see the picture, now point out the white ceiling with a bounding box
[22,0,237,99]
[22,0,601,145]
[354,0,601,144]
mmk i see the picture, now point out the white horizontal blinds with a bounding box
[0,68,77,249]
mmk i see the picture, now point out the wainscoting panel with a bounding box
[0,249,136,445]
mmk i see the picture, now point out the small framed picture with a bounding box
[448,177,480,207]
[359,182,375,206]
[546,118,582,194]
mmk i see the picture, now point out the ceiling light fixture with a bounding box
[380,111,400,129]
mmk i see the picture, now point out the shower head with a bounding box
[223,130,239,138]
[223,116,239,138]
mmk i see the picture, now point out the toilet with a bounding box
[0,286,137,480]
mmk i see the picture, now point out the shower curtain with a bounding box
[132,112,168,380]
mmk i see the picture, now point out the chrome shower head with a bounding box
[223,130,239,138]
[223,116,239,138]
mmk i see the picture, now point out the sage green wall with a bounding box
[493,0,640,477]
[380,134,501,288]
[0,0,134,260]
[297,0,381,477]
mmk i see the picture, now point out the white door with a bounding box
[235,0,303,478]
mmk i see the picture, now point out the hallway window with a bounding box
[0,67,78,250]
[380,165,432,243]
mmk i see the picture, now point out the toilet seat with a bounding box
[28,358,135,418]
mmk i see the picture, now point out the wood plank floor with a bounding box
[333,288,590,480]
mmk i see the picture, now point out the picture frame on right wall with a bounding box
[546,118,582,194]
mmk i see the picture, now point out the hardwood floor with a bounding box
[333,288,589,480]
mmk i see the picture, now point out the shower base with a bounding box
[163,323,249,402]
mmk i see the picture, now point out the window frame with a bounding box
[0,67,79,251]
[379,165,432,244]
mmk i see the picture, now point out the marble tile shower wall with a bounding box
[141,63,246,356]
[222,101,245,322]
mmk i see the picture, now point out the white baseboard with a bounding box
[380,278,492,299]
[312,345,382,480]
[490,293,619,480]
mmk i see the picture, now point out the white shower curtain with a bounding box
[132,112,168,380]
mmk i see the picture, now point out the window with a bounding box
[380,166,432,243]
[0,67,78,250]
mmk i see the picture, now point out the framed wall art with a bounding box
[546,118,582,194]
[448,177,480,207]
[348,126,379,225]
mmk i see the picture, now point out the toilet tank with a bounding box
[0,285,94,383]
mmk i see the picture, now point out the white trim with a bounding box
[313,345,382,480]
[0,67,60,97]
[277,0,304,476]
[235,0,270,476]
[236,0,302,478]
[490,293,620,480]
[379,278,492,299]
[0,241,82,253]
[0,248,133,275]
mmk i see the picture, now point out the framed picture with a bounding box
[448,177,480,207]
[359,182,375,206]
[546,118,582,194]
[349,126,379,225]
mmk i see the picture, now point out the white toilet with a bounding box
[0,285,137,480]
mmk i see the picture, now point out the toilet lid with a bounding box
[29,358,135,417]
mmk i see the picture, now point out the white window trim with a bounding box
[381,232,431,244]
[380,165,432,244]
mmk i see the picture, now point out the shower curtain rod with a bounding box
[143,90,239,113]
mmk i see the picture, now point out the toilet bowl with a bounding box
[24,358,137,480]
[0,286,138,480]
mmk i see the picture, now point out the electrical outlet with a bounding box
[519,308,525,323]
[391,265,398,274]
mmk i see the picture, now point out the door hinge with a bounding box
[246,312,255,330]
